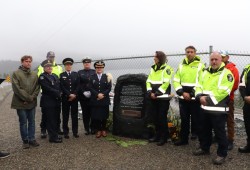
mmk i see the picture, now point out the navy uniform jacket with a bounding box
[39,72,61,108]
[60,71,80,101]
[89,74,111,106]
[78,69,96,100]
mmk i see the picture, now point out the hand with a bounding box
[245,96,250,104]
[183,92,191,101]
[150,93,157,100]
[97,93,104,100]
[68,94,76,101]
[200,96,207,106]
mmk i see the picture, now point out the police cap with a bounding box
[62,58,74,65]
[94,60,105,68]
[41,60,53,67]
[82,57,92,63]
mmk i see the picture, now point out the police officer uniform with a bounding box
[39,60,62,143]
[78,58,96,135]
[89,61,112,138]
[38,51,63,138]
[60,58,80,138]
[239,64,250,153]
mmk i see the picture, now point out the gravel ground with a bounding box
[1,92,250,170]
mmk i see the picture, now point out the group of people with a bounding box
[10,51,112,148]
[1,47,250,165]
[146,46,250,165]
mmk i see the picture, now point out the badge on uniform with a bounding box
[63,76,67,79]
[227,74,233,82]
[40,76,44,80]
[166,69,171,75]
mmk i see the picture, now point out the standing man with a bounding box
[193,52,234,165]
[238,64,250,153]
[78,57,96,135]
[11,55,40,148]
[37,51,63,138]
[60,58,80,138]
[39,60,62,143]
[221,51,239,150]
[173,46,205,146]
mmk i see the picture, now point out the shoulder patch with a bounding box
[166,69,171,75]
[40,76,44,80]
[227,74,233,82]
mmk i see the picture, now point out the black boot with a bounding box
[238,145,250,153]
[148,135,160,143]
[157,138,167,146]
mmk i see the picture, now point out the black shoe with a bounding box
[58,130,64,135]
[212,156,225,165]
[29,140,40,147]
[41,132,47,139]
[148,136,160,143]
[238,145,250,153]
[73,134,79,138]
[193,148,210,156]
[190,134,198,140]
[228,140,234,151]
[64,135,69,139]
[49,138,62,143]
[91,130,95,135]
[157,139,167,146]
[0,151,10,159]
[58,136,62,140]
[85,130,90,135]
[174,140,188,146]
[23,140,30,149]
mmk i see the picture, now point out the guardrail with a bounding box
[0,82,12,103]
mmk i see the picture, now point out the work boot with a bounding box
[29,140,40,147]
[157,138,167,146]
[174,140,188,146]
[190,134,198,140]
[148,135,160,143]
[212,156,225,165]
[192,148,210,156]
[22,140,30,149]
[238,145,250,153]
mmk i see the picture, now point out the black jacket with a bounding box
[89,74,111,106]
[60,71,80,100]
[39,72,61,108]
[78,69,96,100]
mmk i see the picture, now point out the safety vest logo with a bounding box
[227,74,233,82]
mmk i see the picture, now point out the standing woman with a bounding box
[146,51,174,146]
[89,60,112,138]
[39,60,62,143]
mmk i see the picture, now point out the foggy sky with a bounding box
[0,0,249,63]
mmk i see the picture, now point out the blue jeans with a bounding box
[17,108,36,141]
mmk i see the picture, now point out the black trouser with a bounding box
[151,100,170,140]
[179,100,200,142]
[79,100,93,132]
[42,107,60,140]
[93,119,107,131]
[243,103,250,145]
[199,110,228,157]
[41,106,61,133]
[62,99,78,135]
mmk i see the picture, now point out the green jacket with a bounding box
[146,63,173,94]
[11,66,40,109]
[174,56,204,98]
[195,63,234,113]
[37,61,63,77]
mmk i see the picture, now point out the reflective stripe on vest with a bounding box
[201,105,229,112]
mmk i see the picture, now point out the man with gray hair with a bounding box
[193,52,234,165]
